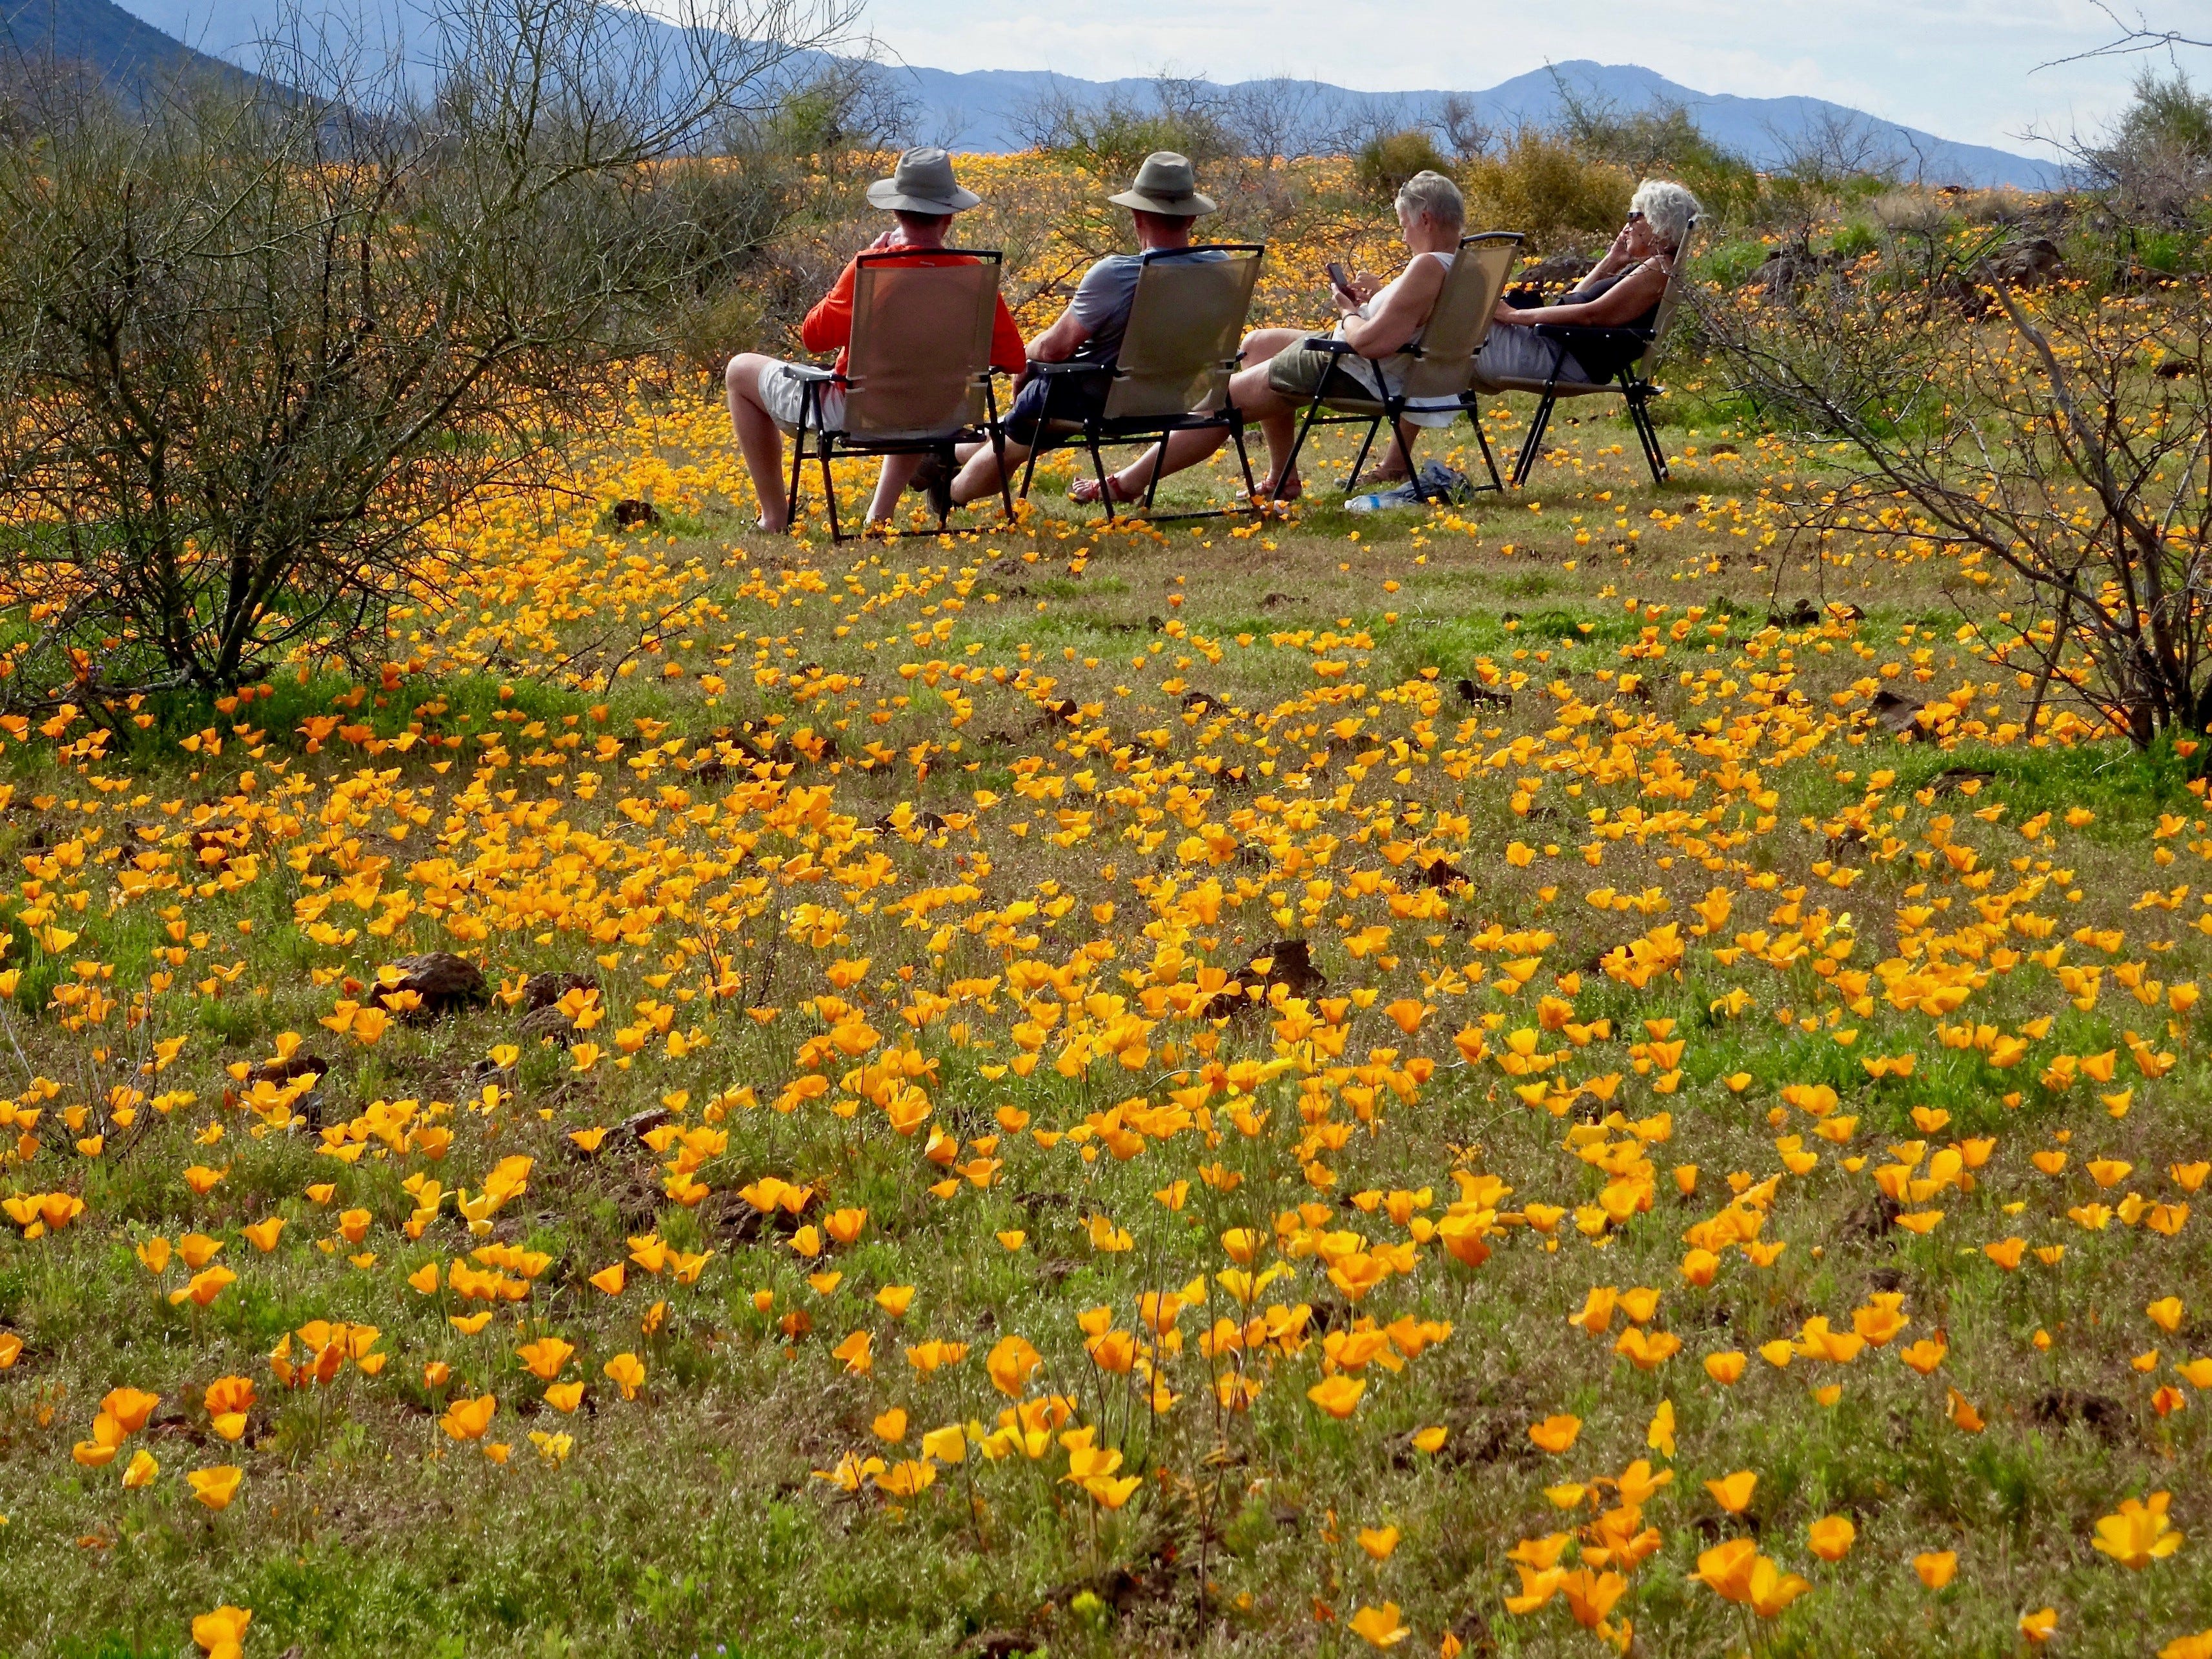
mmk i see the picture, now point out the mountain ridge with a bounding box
[70,0,2065,188]
[886,58,2062,188]
[1,0,245,95]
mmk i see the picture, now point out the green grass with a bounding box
[1,403,2209,1658]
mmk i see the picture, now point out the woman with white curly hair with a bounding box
[1476,178,1700,385]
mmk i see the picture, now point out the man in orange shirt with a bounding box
[725,148,1025,532]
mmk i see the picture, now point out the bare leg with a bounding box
[1077,425,1232,502]
[1079,328,1311,501]
[725,354,793,532]
[951,437,1031,506]
[866,455,926,523]
[1356,420,1421,483]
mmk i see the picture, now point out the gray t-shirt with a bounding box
[1066,248,1224,365]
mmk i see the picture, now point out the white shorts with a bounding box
[757,360,846,434]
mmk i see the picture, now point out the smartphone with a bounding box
[1326,261,1352,297]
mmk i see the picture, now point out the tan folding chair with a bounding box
[1274,231,1523,502]
[786,249,1015,542]
[1474,221,1700,487]
[1017,243,1266,521]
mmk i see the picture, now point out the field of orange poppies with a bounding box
[1,283,2211,1658]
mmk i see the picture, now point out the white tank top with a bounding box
[1334,250,1456,419]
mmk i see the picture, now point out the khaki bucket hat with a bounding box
[866,147,983,214]
[1108,150,1217,216]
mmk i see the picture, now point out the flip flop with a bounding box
[1070,474,1143,506]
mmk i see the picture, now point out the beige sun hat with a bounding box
[865,147,983,214]
[1108,151,1217,216]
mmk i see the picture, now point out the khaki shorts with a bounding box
[758,360,846,434]
[1266,345,1374,404]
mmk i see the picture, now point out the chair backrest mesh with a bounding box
[1101,245,1264,421]
[1399,232,1522,402]
[841,252,1000,439]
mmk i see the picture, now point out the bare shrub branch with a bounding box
[0,0,855,706]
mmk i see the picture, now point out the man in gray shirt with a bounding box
[948,152,1217,507]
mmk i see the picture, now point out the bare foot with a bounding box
[1247,470,1302,502]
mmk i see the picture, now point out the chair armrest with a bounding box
[1532,324,1652,351]
[785,363,838,383]
[1027,360,1104,377]
[1306,334,1423,361]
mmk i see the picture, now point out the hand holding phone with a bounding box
[1326,261,1354,303]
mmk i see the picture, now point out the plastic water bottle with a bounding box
[1345,480,1420,513]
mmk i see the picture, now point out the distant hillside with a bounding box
[1,0,242,94]
[890,59,2064,190]
[89,0,2065,189]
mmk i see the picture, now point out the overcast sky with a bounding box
[856,0,2193,153]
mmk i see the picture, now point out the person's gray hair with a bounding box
[1630,179,1701,252]
[1395,170,1465,232]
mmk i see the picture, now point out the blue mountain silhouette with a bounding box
[68,0,2064,188]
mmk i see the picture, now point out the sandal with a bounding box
[908,454,956,520]
[1239,472,1303,504]
[1070,473,1143,506]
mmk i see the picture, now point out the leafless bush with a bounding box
[1870,188,1958,236]
[1701,254,2212,746]
[1008,72,1234,177]
[1766,107,1909,191]
[2069,67,2212,225]
[1432,93,1494,165]
[0,0,852,704]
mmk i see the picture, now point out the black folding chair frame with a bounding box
[786,371,1017,544]
[782,246,1021,544]
[1012,241,1270,524]
[1275,336,1505,507]
[1509,358,1670,489]
[1013,361,1264,524]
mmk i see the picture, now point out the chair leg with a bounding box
[1469,408,1503,493]
[1275,387,1330,505]
[786,387,811,528]
[984,387,1016,526]
[1086,433,1115,523]
[1387,405,1435,503]
[992,436,1016,524]
[1017,377,1055,504]
[1512,392,1557,487]
[1139,431,1170,513]
[1343,415,1383,494]
[934,442,953,533]
[820,434,842,544]
[1626,387,1669,485]
[1227,412,1260,512]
